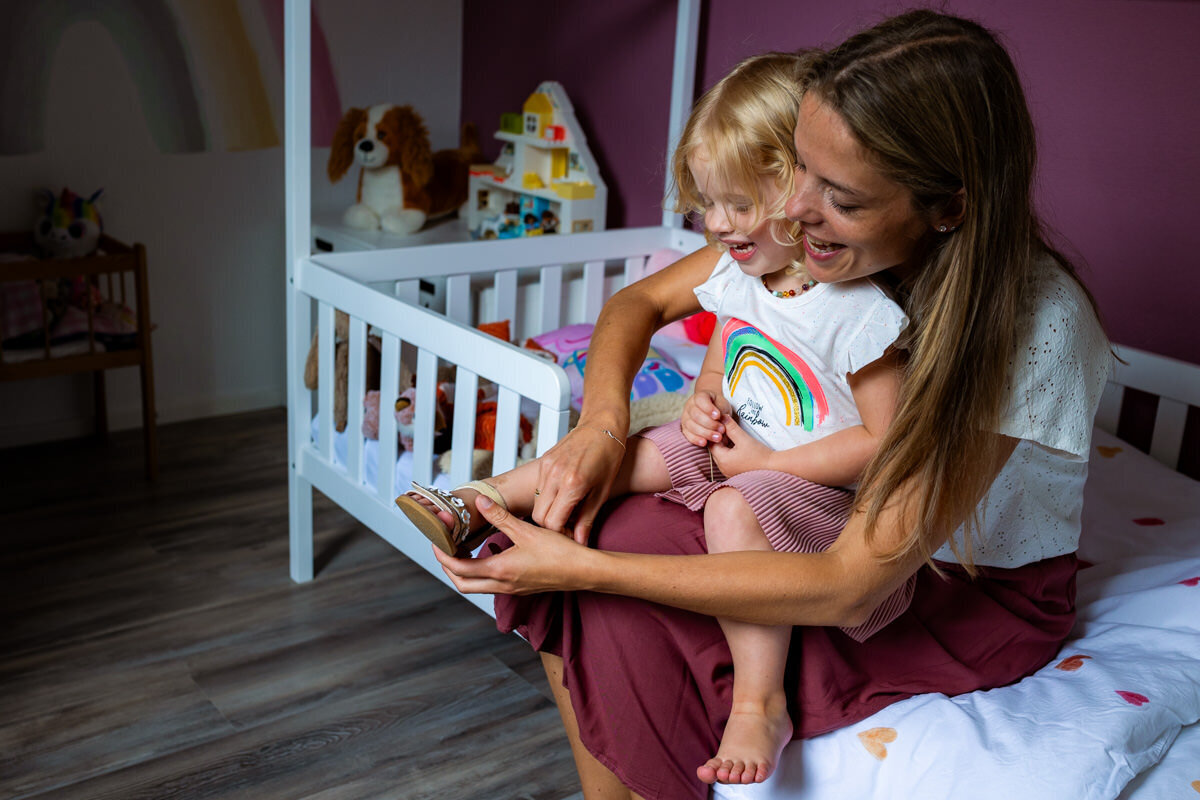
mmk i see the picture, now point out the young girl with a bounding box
[397,52,909,785]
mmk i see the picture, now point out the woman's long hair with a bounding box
[804,11,1098,571]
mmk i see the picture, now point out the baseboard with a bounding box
[0,389,286,450]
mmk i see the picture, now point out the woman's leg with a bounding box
[541,652,646,800]
[697,488,794,786]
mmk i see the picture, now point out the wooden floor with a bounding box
[0,409,582,800]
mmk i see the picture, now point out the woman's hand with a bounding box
[434,496,592,595]
[709,415,771,477]
[531,424,626,544]
[681,390,730,447]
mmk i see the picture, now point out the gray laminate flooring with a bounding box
[0,408,581,800]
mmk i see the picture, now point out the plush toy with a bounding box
[303,310,382,433]
[34,188,103,259]
[327,105,480,235]
[361,382,452,451]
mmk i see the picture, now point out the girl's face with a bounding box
[784,94,933,284]
[689,150,802,279]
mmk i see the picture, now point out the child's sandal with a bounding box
[395,480,507,556]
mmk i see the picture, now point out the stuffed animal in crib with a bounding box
[327,105,480,235]
[34,188,103,259]
[303,310,383,432]
[361,383,452,451]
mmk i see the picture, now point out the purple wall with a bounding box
[462,1,1200,364]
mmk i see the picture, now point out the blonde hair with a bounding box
[670,52,808,272]
[802,11,1103,573]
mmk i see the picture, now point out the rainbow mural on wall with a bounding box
[723,317,829,432]
[0,0,342,154]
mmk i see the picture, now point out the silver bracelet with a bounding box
[600,428,627,450]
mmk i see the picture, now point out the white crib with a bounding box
[288,223,706,615]
[283,0,705,618]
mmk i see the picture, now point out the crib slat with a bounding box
[317,302,335,460]
[493,269,518,327]
[377,333,401,500]
[624,255,646,288]
[446,274,471,324]
[539,265,563,333]
[346,316,367,483]
[1149,397,1187,469]
[492,386,522,475]
[1095,383,1122,436]
[411,348,440,486]
[536,406,572,458]
[583,260,606,323]
[450,368,480,487]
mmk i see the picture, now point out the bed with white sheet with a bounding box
[282,2,1200,796]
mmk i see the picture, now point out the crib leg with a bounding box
[289,469,314,582]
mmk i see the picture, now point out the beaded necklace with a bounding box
[761,275,817,298]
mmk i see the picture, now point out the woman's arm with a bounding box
[533,246,721,541]
[437,433,1018,627]
[711,349,903,487]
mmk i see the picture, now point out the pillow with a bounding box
[1116,720,1200,798]
[650,331,707,379]
[526,322,690,408]
[643,247,717,344]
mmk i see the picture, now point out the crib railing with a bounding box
[1098,345,1200,472]
[288,227,705,612]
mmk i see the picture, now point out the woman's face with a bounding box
[785,94,933,283]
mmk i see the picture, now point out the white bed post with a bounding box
[661,0,701,230]
[285,0,314,583]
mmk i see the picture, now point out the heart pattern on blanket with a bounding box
[857,727,897,760]
[1181,577,1200,587]
[1116,691,1149,707]
[1097,445,1123,458]
[1133,517,1165,526]
[1191,779,1200,793]
[1055,654,1092,671]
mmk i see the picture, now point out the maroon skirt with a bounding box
[489,494,1078,800]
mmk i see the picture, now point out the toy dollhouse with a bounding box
[465,81,607,239]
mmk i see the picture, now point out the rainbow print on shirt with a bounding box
[723,318,829,431]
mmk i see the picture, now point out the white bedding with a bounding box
[715,427,1200,800]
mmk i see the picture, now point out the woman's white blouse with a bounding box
[933,257,1112,567]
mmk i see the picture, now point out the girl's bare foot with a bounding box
[696,694,793,785]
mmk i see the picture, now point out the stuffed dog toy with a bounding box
[328,105,479,235]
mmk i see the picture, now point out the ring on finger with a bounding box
[534,488,541,496]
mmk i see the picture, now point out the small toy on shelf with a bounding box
[328,105,480,236]
[466,81,606,240]
[33,188,103,259]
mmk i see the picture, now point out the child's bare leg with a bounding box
[403,433,673,536]
[696,488,793,786]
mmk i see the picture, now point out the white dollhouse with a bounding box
[465,81,607,239]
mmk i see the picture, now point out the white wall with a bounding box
[0,0,462,449]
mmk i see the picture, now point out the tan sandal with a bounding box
[395,480,508,555]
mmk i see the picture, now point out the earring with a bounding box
[938,225,948,232]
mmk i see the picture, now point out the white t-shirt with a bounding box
[933,257,1112,567]
[693,251,908,456]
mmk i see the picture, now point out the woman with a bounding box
[436,10,1111,799]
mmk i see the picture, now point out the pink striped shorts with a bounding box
[637,421,915,641]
